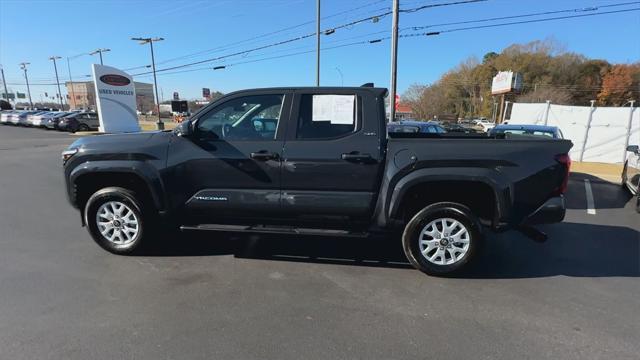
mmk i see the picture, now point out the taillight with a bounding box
[554,154,571,195]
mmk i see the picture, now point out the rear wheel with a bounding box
[84,187,149,254]
[402,202,481,276]
[78,123,90,132]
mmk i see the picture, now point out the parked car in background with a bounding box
[44,111,79,129]
[489,124,564,139]
[28,111,68,127]
[473,119,496,132]
[387,119,446,134]
[1,110,17,124]
[11,111,44,125]
[444,123,481,134]
[622,144,639,213]
[58,112,99,132]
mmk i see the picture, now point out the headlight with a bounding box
[61,148,78,164]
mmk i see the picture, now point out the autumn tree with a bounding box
[597,64,638,106]
[402,39,639,120]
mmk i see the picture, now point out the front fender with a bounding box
[67,160,166,211]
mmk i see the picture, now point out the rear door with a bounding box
[280,90,384,219]
[166,91,291,222]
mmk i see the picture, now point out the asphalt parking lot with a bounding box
[0,125,638,360]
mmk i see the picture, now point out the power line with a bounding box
[154,0,390,66]
[403,7,640,36]
[130,0,487,77]
[17,0,487,82]
[406,1,640,31]
[132,40,375,79]
[400,0,486,12]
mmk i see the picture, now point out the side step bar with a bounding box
[180,224,369,238]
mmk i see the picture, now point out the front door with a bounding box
[280,91,384,220]
[166,91,291,223]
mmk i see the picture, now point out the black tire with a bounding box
[84,187,149,254]
[621,161,628,189]
[402,202,482,276]
[636,193,640,214]
[78,124,90,132]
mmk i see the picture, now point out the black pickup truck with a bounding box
[62,86,572,275]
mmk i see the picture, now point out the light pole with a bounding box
[0,64,9,105]
[132,37,164,130]
[388,0,399,121]
[49,56,64,110]
[89,48,110,65]
[19,62,33,108]
[316,0,321,86]
[66,53,87,110]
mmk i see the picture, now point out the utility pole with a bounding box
[66,57,76,109]
[49,56,64,110]
[388,0,399,122]
[0,65,9,105]
[132,37,164,130]
[316,0,320,86]
[89,48,110,65]
[19,62,33,108]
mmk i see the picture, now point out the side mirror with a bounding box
[627,145,639,154]
[174,120,193,137]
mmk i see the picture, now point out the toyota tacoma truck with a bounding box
[62,86,572,275]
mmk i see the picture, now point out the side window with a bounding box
[426,126,437,133]
[196,94,284,140]
[297,94,357,139]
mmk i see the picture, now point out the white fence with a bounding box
[508,102,639,164]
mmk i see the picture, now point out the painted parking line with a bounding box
[584,179,596,215]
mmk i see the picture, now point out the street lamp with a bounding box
[49,56,64,110]
[132,37,164,130]
[89,48,111,65]
[19,62,33,108]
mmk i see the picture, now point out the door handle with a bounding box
[341,152,372,162]
[250,151,279,161]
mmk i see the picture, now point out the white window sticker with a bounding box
[312,95,355,125]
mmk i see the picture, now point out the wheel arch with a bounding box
[69,161,166,215]
[387,168,510,227]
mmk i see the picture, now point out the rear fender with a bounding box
[383,167,510,227]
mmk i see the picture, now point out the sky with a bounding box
[0,0,639,102]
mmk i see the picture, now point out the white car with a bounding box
[14,111,45,125]
[30,111,67,127]
[0,110,17,124]
[473,119,495,132]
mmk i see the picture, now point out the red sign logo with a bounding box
[99,74,131,86]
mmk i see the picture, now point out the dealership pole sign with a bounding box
[92,64,141,133]
[491,71,523,95]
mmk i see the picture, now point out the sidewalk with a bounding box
[572,162,622,183]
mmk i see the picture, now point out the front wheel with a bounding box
[84,187,148,254]
[402,202,482,276]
